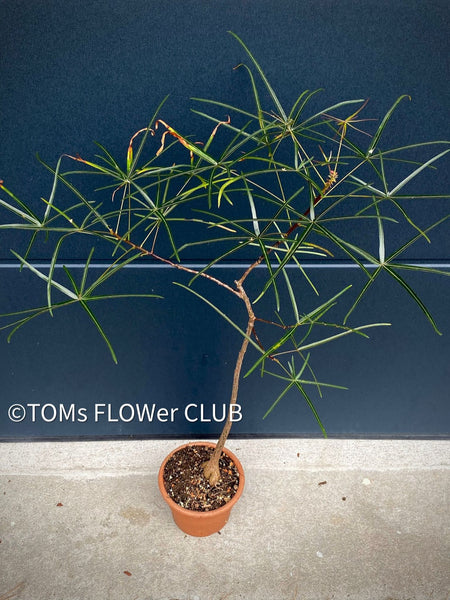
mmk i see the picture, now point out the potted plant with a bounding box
[1,33,448,536]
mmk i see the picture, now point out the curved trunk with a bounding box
[203,281,255,485]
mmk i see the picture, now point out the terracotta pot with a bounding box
[158,441,245,537]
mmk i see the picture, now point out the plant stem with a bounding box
[202,195,326,484]
[110,185,326,485]
[108,190,327,485]
[107,230,240,297]
[202,280,255,485]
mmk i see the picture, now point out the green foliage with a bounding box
[1,33,449,434]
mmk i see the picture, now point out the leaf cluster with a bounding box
[1,33,448,433]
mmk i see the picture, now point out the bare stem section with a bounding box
[203,281,255,485]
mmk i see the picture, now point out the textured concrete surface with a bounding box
[0,439,449,600]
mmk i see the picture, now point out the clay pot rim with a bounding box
[158,440,245,517]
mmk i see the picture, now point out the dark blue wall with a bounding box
[1,0,449,438]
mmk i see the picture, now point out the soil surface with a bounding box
[163,445,240,512]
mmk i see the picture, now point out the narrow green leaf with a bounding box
[245,323,303,378]
[293,380,328,437]
[127,144,133,173]
[130,96,170,173]
[386,214,449,262]
[347,175,385,197]
[47,235,69,315]
[229,31,287,121]
[344,266,383,324]
[192,97,259,122]
[262,355,310,418]
[243,176,260,236]
[296,322,390,353]
[43,155,63,222]
[254,222,315,304]
[84,251,144,297]
[255,237,281,312]
[279,255,299,323]
[10,250,78,300]
[2,302,71,342]
[262,368,347,391]
[374,199,385,264]
[217,176,240,207]
[314,223,375,273]
[388,197,431,242]
[93,141,123,172]
[383,266,442,334]
[389,263,450,277]
[289,89,322,123]
[173,282,262,354]
[233,62,265,136]
[0,183,41,223]
[79,300,118,364]
[390,148,450,196]
[80,247,96,294]
[304,285,353,322]
[247,285,354,379]
[301,99,365,128]
[37,159,112,231]
[0,198,41,226]
[368,95,410,155]
[262,357,328,437]
[62,265,80,295]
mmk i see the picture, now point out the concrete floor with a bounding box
[0,439,449,600]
